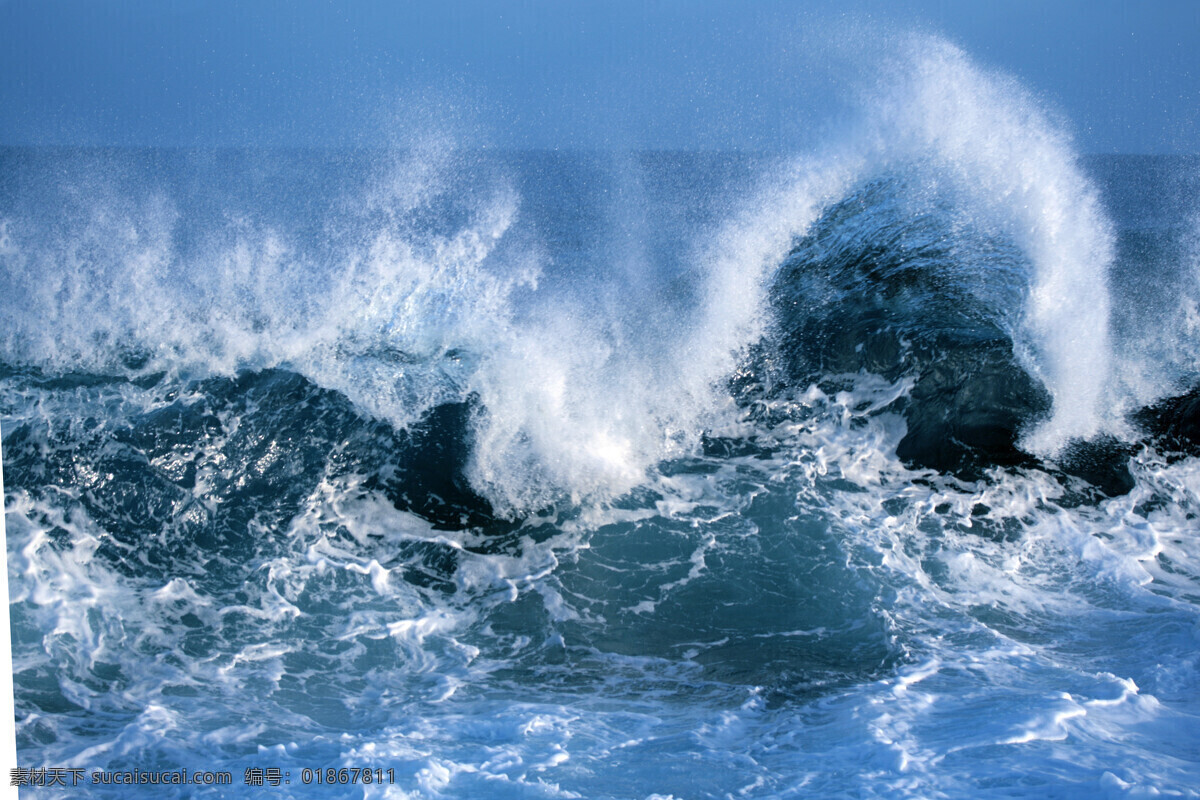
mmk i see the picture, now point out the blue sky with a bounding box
[1,0,1196,153]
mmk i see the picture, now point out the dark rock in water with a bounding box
[1055,436,1137,499]
[1134,386,1200,456]
[753,177,1149,499]
[762,178,1052,480]
[384,399,502,531]
[894,334,1048,477]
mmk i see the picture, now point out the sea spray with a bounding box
[2,33,1200,798]
[0,40,1128,510]
[742,37,1116,458]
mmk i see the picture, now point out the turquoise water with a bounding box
[2,39,1199,799]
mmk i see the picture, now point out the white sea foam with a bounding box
[3,31,1200,799]
[0,37,1135,512]
[0,146,535,435]
[466,33,1126,511]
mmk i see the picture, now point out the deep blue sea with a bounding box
[2,41,1199,799]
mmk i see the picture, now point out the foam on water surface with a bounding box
[1,30,1199,800]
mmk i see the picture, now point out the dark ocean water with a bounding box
[2,41,1200,799]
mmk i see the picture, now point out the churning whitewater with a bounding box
[1,37,1199,798]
